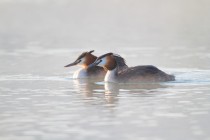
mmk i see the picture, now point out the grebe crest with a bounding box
[93,53,128,72]
[64,50,96,68]
[113,54,128,72]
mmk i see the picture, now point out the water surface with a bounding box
[0,46,210,140]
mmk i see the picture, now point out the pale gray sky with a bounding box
[0,0,210,48]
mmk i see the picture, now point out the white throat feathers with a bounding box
[73,68,88,79]
[104,68,117,83]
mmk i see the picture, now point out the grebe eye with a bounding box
[97,59,102,64]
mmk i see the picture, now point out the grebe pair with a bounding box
[65,50,175,83]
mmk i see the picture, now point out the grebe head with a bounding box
[88,53,127,71]
[64,50,97,68]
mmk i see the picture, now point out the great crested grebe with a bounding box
[88,53,175,83]
[64,50,106,78]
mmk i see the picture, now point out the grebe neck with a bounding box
[104,68,118,83]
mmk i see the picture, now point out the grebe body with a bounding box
[88,53,175,83]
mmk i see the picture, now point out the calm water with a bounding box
[1,1,210,140]
[0,46,210,140]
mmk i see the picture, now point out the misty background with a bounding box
[1,0,210,48]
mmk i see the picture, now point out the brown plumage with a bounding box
[65,50,106,78]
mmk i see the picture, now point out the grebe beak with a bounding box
[64,60,81,67]
[87,60,102,69]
